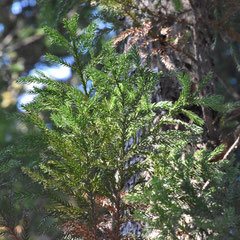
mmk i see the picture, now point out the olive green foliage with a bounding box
[7,13,240,240]
[126,74,240,239]
[172,0,183,12]
[17,14,160,238]
[38,0,82,26]
[127,139,240,239]
[0,131,57,239]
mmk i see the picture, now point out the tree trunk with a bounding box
[116,0,224,237]
[116,0,218,142]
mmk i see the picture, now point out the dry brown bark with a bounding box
[111,1,240,238]
[113,0,231,145]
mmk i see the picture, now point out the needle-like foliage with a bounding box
[17,14,161,239]
[8,14,240,240]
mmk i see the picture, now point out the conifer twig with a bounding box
[223,135,240,160]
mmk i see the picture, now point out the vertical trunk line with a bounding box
[189,0,216,141]
[89,192,98,240]
[112,192,121,240]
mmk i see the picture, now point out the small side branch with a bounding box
[223,135,240,160]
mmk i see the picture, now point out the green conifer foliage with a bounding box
[13,14,240,240]
[17,14,160,239]
[0,131,57,239]
[125,74,240,239]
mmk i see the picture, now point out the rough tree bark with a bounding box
[114,0,240,151]
[114,1,210,169]
[115,0,240,238]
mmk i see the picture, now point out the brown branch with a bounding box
[223,135,240,160]
[9,34,43,51]
[4,226,22,240]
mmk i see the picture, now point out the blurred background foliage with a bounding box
[0,1,116,239]
[0,0,240,239]
[0,0,117,147]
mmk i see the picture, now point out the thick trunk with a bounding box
[116,0,220,238]
[117,0,217,142]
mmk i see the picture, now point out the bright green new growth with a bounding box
[15,14,240,239]
[127,142,240,239]
[124,72,240,239]
[17,14,161,238]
